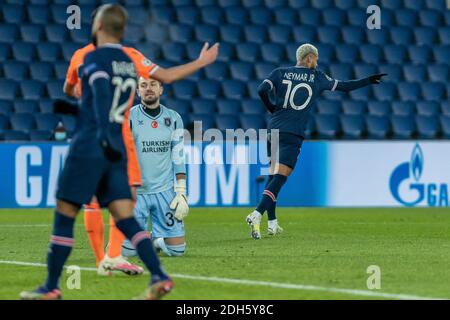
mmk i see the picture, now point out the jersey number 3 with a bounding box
[282,80,312,111]
[110,76,136,123]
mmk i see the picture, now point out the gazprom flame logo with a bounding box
[389,144,448,207]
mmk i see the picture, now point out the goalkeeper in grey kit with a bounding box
[122,77,188,257]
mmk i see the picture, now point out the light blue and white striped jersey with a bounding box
[129,104,185,194]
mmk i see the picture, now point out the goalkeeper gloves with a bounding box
[170,179,189,221]
[368,73,388,84]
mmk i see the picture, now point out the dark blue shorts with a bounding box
[56,155,132,208]
[267,131,304,169]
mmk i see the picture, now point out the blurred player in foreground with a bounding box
[122,77,188,258]
[246,43,387,239]
[59,7,218,274]
[21,4,173,300]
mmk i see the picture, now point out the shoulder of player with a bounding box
[130,104,143,117]
[161,104,181,120]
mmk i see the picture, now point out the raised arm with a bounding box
[151,42,220,84]
[335,73,387,92]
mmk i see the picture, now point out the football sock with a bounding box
[116,217,168,282]
[45,211,75,290]
[265,175,277,221]
[83,202,104,266]
[107,216,126,259]
[256,174,287,216]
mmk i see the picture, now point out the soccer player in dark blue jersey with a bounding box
[21,4,172,300]
[246,43,387,239]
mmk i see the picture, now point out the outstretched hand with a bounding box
[369,73,388,84]
[197,42,220,67]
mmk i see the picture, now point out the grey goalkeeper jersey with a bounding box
[129,104,186,194]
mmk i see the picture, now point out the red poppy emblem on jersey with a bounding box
[151,120,158,128]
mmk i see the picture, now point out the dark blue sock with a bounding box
[116,217,168,283]
[259,175,273,217]
[45,211,75,291]
[256,174,287,216]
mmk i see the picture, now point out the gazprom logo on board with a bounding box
[389,144,448,207]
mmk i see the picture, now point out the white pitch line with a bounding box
[0,260,445,300]
[0,224,51,228]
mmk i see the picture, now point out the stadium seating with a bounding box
[0,0,448,141]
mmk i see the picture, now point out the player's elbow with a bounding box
[63,82,75,97]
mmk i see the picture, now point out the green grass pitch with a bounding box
[0,207,449,300]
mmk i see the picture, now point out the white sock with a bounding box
[268,219,278,229]
[253,210,262,219]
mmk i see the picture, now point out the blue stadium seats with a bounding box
[10,113,35,133]
[236,43,260,63]
[127,6,150,25]
[299,8,322,26]
[414,27,437,46]
[0,114,9,130]
[404,0,424,10]
[51,5,69,24]
[161,43,186,63]
[426,0,446,10]
[395,9,418,26]
[293,25,317,43]
[35,113,60,131]
[20,80,45,100]
[353,64,377,79]
[151,6,175,25]
[60,115,77,135]
[335,44,358,64]
[39,99,54,114]
[381,9,395,26]
[229,62,254,81]
[379,64,402,81]
[421,82,446,101]
[403,65,426,82]
[392,101,415,116]
[242,99,265,114]
[2,4,25,24]
[47,80,66,100]
[347,8,366,26]
[54,61,69,80]
[201,6,225,25]
[144,24,169,43]
[329,63,353,80]
[391,115,416,139]
[274,7,297,26]
[240,114,266,130]
[312,0,332,9]
[27,5,49,24]
[342,100,366,115]
[30,130,53,141]
[0,24,19,44]
[161,98,190,116]
[315,44,334,64]
[261,43,285,63]
[441,116,450,138]
[197,79,221,99]
[368,101,391,116]
[265,0,287,8]
[384,45,407,64]
[124,25,145,44]
[323,8,346,26]
[315,114,340,139]
[417,101,440,116]
[317,100,340,114]
[419,10,443,27]
[30,62,53,81]
[225,6,248,25]
[176,6,200,25]
[288,0,309,9]
[0,100,13,115]
[349,86,371,101]
[416,116,439,139]
[172,80,198,100]
[169,24,193,43]
[335,0,356,9]
[0,80,19,100]
[188,114,215,131]
[380,0,402,10]
[372,82,397,101]
[244,25,268,44]
[216,42,235,62]
[204,61,229,80]
[135,43,161,61]
[220,25,244,44]
[366,115,390,139]
[45,24,68,43]
[222,80,247,99]
[398,82,421,101]
[219,0,241,6]
[62,43,82,61]
[318,26,341,44]
[217,99,241,115]
[342,26,365,45]
[0,44,11,62]
[191,99,216,114]
[438,27,450,45]
[37,43,61,62]
[12,42,36,62]
[20,24,44,43]
[3,130,29,141]
[341,114,365,139]
[79,5,95,24]
[434,46,450,64]
[249,6,273,25]
[195,24,219,43]
[427,64,448,82]
[255,62,277,80]
[268,25,292,44]
[408,45,432,64]
[215,114,240,131]
[4,61,28,81]
[366,29,389,45]
[359,44,383,64]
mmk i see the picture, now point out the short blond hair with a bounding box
[94,4,128,40]
[296,43,318,62]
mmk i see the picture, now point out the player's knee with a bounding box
[166,243,186,257]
